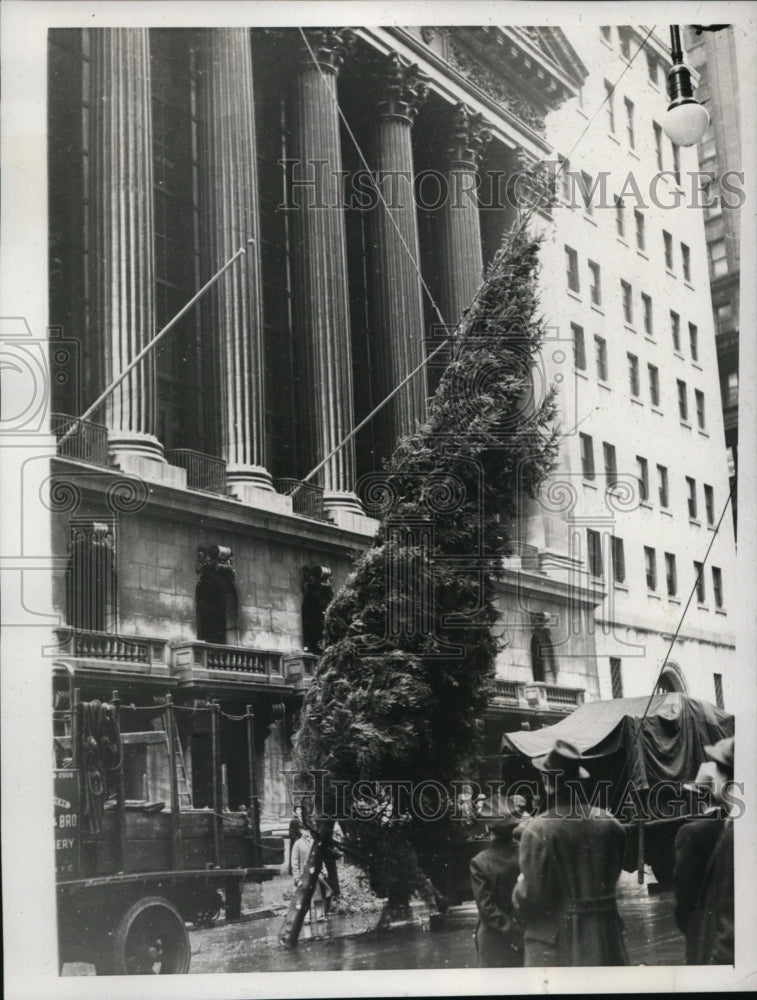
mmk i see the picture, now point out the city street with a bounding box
[186,872,684,974]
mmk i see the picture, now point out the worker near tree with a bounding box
[673,736,735,964]
[512,739,629,966]
[469,793,530,967]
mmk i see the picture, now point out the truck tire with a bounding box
[105,896,190,974]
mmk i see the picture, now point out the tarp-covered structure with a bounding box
[501,692,734,792]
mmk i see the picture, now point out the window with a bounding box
[657,464,669,507]
[580,171,594,215]
[695,389,705,429]
[559,155,571,203]
[653,121,664,171]
[671,310,681,352]
[689,323,698,361]
[694,561,705,603]
[704,484,715,526]
[665,552,677,596]
[627,353,640,396]
[624,97,635,147]
[615,197,625,237]
[565,245,580,292]
[724,370,738,408]
[672,143,681,186]
[641,293,653,335]
[634,209,645,250]
[637,455,649,502]
[663,230,674,270]
[587,528,603,578]
[709,238,727,278]
[619,30,631,61]
[603,441,617,486]
[647,52,659,86]
[701,124,717,164]
[302,565,333,653]
[600,25,612,43]
[594,335,608,380]
[571,322,586,370]
[588,260,601,305]
[713,673,724,709]
[604,80,615,132]
[716,301,733,333]
[196,562,240,645]
[681,243,691,282]
[611,535,625,583]
[531,628,557,683]
[648,364,660,407]
[686,476,698,519]
[621,280,633,324]
[610,657,624,699]
[66,522,117,633]
[677,379,688,421]
[580,433,595,480]
[644,546,657,591]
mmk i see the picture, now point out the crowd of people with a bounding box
[469,736,736,967]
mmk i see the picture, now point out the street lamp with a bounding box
[663,25,709,147]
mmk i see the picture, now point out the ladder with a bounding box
[174,735,193,808]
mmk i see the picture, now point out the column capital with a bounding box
[375,53,429,123]
[448,103,491,167]
[297,28,355,74]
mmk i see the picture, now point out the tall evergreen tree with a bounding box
[292,229,559,910]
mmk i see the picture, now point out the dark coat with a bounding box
[694,819,734,964]
[673,814,726,964]
[470,836,524,967]
[513,805,628,967]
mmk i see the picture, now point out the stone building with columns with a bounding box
[48,25,601,819]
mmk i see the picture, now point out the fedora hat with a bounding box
[704,735,734,774]
[532,739,589,780]
[478,792,529,831]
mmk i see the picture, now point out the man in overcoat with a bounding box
[674,736,734,964]
[512,739,629,966]
[469,793,529,967]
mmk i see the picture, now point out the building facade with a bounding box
[538,24,737,709]
[49,25,605,819]
[684,25,740,533]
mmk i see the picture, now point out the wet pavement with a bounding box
[186,871,685,973]
[61,869,684,975]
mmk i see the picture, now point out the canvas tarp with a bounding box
[501,692,734,790]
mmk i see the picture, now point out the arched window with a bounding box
[656,663,687,694]
[531,628,557,683]
[196,546,239,645]
[301,566,333,654]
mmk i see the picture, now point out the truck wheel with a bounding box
[110,896,190,974]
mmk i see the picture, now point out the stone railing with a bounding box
[491,679,584,711]
[171,641,284,687]
[54,628,168,674]
[273,478,328,521]
[282,652,318,689]
[51,413,109,466]
[165,449,227,495]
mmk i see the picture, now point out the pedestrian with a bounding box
[469,793,530,967]
[288,804,303,876]
[512,739,628,966]
[321,820,343,913]
[674,736,734,964]
[291,825,332,932]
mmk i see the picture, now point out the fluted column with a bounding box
[439,104,490,328]
[368,55,429,459]
[199,29,272,491]
[90,28,162,462]
[290,29,359,512]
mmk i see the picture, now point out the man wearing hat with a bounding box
[674,736,734,964]
[469,793,529,967]
[512,739,628,966]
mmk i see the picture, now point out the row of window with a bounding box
[572,325,706,423]
[586,528,725,606]
[608,656,725,710]
[578,434,717,522]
